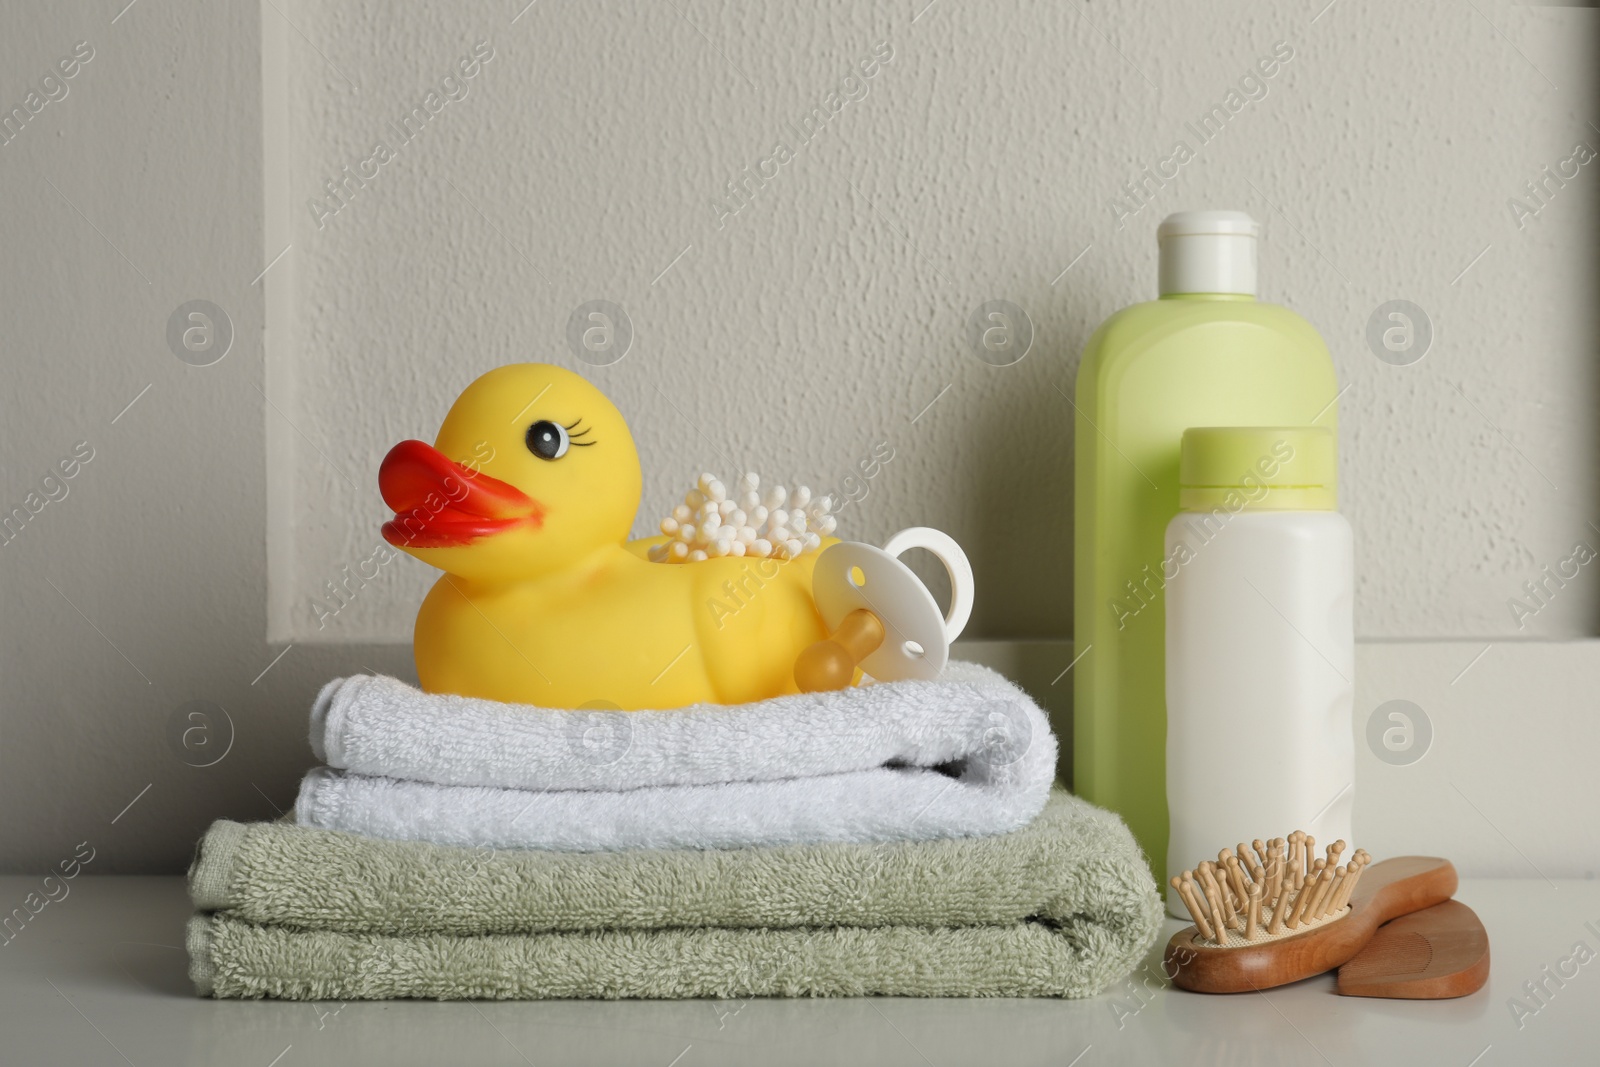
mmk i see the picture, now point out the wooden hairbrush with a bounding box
[1165,830,1457,993]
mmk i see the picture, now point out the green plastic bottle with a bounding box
[1072,211,1340,883]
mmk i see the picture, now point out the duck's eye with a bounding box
[525,420,570,460]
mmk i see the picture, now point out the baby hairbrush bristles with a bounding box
[1169,834,1369,948]
[1164,835,1458,994]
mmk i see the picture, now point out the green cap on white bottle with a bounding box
[1179,425,1337,511]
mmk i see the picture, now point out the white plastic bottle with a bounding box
[1163,426,1354,916]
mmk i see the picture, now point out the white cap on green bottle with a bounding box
[1157,210,1259,297]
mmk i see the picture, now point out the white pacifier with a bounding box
[797,527,975,690]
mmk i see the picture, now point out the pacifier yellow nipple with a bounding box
[795,608,886,692]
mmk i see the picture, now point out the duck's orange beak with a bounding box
[379,440,544,549]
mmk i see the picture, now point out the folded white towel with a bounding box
[296,662,1057,851]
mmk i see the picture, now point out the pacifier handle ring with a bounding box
[880,527,974,643]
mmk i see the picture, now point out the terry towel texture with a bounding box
[188,920,1138,1001]
[194,790,1154,935]
[189,791,1163,999]
[296,662,1057,851]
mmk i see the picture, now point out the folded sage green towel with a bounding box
[188,916,1144,1000]
[190,790,1154,936]
[187,790,1161,999]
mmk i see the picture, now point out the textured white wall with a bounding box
[272,0,1598,645]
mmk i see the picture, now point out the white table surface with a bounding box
[1,875,1593,1066]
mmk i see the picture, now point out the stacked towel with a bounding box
[295,662,1057,851]
[188,790,1162,999]
[187,663,1163,999]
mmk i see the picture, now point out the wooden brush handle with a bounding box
[1165,856,1458,994]
[1338,898,1490,999]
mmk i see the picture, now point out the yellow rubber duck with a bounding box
[378,363,830,709]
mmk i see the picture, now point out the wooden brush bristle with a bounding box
[1171,833,1369,947]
